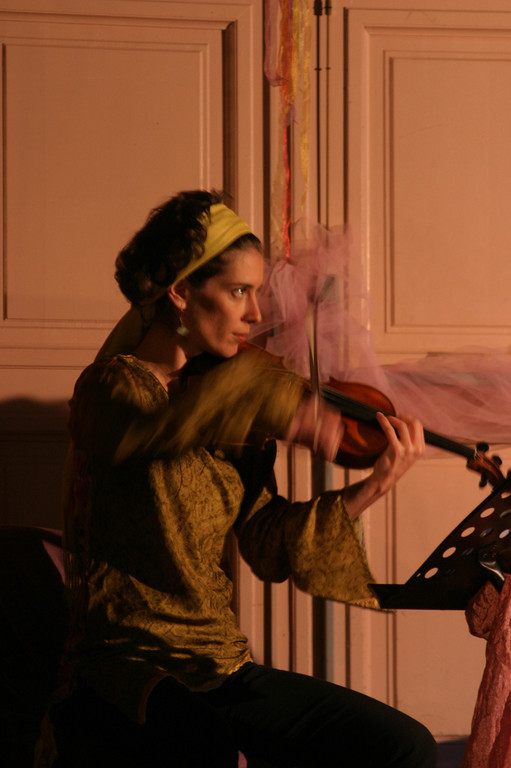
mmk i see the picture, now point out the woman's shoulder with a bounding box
[78,353,154,381]
[73,354,161,406]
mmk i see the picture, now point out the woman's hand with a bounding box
[286,397,425,518]
[343,412,425,519]
[285,395,345,463]
[371,412,425,493]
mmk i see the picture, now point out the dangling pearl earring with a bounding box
[176,311,189,337]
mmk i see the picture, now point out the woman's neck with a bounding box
[133,320,190,389]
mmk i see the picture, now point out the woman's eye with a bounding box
[233,287,246,297]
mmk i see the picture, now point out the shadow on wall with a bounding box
[0,396,69,432]
[0,398,71,529]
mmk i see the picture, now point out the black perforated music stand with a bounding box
[370,475,511,610]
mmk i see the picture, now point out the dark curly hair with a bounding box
[115,190,222,306]
[115,191,263,316]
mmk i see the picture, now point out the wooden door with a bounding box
[342,2,511,738]
[0,0,263,527]
[261,0,511,741]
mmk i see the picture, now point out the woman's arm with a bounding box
[285,396,426,519]
[69,352,304,464]
[342,412,425,519]
[233,409,425,608]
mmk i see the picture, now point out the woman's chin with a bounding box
[220,345,240,359]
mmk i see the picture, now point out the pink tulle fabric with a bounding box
[252,222,511,449]
[463,578,511,768]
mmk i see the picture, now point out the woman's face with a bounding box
[178,246,264,358]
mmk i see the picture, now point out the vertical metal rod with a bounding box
[325,0,332,228]
[314,0,322,224]
[312,0,328,682]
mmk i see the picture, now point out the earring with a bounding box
[176,312,189,337]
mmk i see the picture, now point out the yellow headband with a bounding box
[171,203,253,285]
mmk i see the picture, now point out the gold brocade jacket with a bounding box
[64,350,379,724]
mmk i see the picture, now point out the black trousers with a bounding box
[52,663,437,767]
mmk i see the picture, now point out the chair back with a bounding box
[0,526,68,766]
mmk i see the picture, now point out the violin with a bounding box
[320,378,505,489]
[182,343,506,490]
[247,343,506,489]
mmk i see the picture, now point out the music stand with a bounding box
[370,475,511,610]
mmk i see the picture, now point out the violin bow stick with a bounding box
[306,274,338,444]
[306,301,321,439]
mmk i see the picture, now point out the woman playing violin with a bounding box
[53,190,436,767]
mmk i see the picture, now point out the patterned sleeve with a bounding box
[232,446,381,609]
[68,351,303,465]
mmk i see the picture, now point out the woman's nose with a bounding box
[246,294,262,324]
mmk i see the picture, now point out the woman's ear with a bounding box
[167,281,189,312]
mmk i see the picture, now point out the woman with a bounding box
[54,190,436,767]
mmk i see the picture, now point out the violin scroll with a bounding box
[468,443,505,489]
